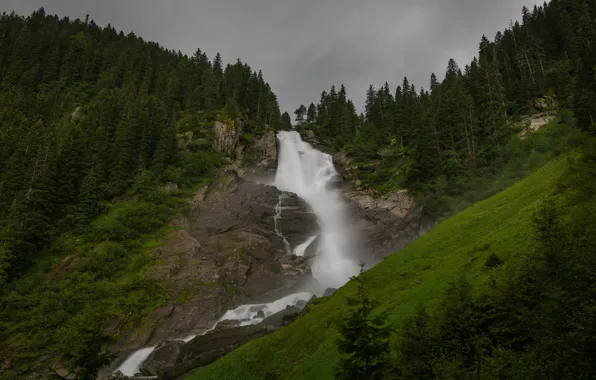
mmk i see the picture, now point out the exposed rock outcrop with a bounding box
[140,340,185,376]
[344,187,434,261]
[106,125,434,378]
[108,167,319,365]
[516,111,556,138]
[138,303,305,379]
[213,120,242,155]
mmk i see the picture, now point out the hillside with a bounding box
[0,9,286,379]
[191,153,569,379]
[1,2,595,379]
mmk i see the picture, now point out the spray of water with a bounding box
[275,131,359,289]
[115,131,359,376]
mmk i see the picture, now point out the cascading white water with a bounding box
[275,131,359,289]
[116,292,312,376]
[115,130,358,376]
[273,194,291,254]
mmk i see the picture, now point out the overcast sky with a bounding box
[2,0,541,114]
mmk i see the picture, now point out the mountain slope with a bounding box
[191,155,569,380]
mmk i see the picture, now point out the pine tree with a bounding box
[152,117,178,177]
[294,104,307,125]
[279,112,293,131]
[336,265,390,380]
[306,103,317,124]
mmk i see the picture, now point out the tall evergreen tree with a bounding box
[336,266,390,380]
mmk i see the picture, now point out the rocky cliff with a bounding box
[105,122,433,377]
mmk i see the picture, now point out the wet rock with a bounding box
[261,305,301,328]
[219,319,242,327]
[325,173,343,190]
[304,236,320,258]
[161,324,272,378]
[343,187,434,261]
[140,340,185,376]
[109,167,322,362]
[256,310,265,319]
[295,300,307,308]
[323,288,337,297]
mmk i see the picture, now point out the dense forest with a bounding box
[0,9,285,378]
[296,0,596,214]
[0,8,282,284]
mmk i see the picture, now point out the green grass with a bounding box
[190,155,569,380]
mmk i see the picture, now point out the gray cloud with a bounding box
[1,0,541,113]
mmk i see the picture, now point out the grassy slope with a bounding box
[191,156,568,380]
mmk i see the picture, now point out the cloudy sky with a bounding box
[2,0,541,114]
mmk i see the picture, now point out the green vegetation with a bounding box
[294,0,596,217]
[0,9,281,285]
[0,159,221,378]
[190,143,570,380]
[335,266,390,380]
[0,8,276,378]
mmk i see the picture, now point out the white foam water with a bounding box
[116,292,313,376]
[294,235,318,257]
[116,347,155,376]
[115,130,359,376]
[274,131,359,288]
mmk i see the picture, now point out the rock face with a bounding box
[106,125,435,378]
[242,129,278,173]
[139,303,305,378]
[344,187,434,261]
[213,120,241,155]
[139,340,185,376]
[516,112,556,138]
[324,149,434,262]
[109,168,319,361]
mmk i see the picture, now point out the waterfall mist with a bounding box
[114,131,361,376]
[274,131,359,289]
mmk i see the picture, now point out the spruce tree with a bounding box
[336,265,390,380]
[294,104,307,125]
[306,103,317,124]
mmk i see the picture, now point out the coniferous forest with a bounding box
[0,9,281,283]
[295,0,596,215]
[1,1,596,379]
[0,9,283,378]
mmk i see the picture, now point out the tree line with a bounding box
[0,8,282,284]
[294,0,596,199]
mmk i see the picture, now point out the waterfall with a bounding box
[115,130,359,376]
[273,194,291,254]
[274,131,359,289]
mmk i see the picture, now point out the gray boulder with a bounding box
[261,305,301,328]
[139,340,185,376]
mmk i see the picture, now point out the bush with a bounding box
[484,253,503,268]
